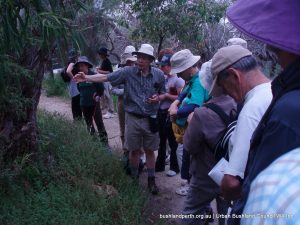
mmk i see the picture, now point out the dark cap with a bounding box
[158,54,173,66]
[68,48,79,58]
[97,47,109,56]
[74,56,93,68]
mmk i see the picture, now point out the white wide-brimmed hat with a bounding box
[124,45,136,54]
[132,44,155,60]
[121,45,137,64]
[170,49,201,74]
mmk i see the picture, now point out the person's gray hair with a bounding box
[218,55,258,82]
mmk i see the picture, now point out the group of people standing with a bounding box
[63,0,300,224]
[62,46,117,147]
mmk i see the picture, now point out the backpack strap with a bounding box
[205,103,231,125]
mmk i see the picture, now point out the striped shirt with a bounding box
[241,147,300,225]
[107,66,165,116]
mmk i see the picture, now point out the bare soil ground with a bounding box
[38,93,187,225]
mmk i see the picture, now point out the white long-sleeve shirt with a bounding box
[225,82,272,179]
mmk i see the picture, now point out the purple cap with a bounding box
[227,0,300,55]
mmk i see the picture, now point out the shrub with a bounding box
[43,74,68,97]
[0,111,145,225]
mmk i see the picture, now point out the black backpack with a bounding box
[60,69,71,82]
[205,103,238,161]
[60,62,79,83]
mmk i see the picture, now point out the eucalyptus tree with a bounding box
[0,0,86,161]
[123,0,228,56]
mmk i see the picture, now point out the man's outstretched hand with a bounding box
[74,72,87,83]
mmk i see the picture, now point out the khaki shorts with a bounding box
[124,112,159,151]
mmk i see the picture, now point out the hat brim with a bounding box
[75,61,93,68]
[157,61,169,66]
[121,56,137,64]
[132,51,155,60]
[170,55,200,75]
[227,0,300,55]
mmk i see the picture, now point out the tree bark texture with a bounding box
[0,50,46,162]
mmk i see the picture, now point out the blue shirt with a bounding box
[107,66,165,116]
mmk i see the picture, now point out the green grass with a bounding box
[43,73,69,97]
[0,111,145,225]
[112,95,118,112]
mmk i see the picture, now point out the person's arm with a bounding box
[158,93,178,102]
[221,114,259,201]
[74,72,108,83]
[177,91,187,102]
[176,104,199,118]
[169,99,180,113]
[96,68,111,74]
[66,63,75,78]
[168,99,181,122]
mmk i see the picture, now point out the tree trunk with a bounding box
[0,51,45,162]
[157,35,165,57]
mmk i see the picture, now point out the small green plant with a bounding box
[43,73,68,97]
[0,111,145,225]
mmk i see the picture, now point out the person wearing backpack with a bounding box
[168,49,210,196]
[181,60,236,225]
[63,49,82,121]
[210,46,272,203]
[223,1,300,224]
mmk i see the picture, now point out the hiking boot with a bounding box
[148,176,159,195]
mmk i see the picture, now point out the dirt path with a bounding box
[38,93,186,225]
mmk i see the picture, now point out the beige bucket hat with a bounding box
[170,49,200,74]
